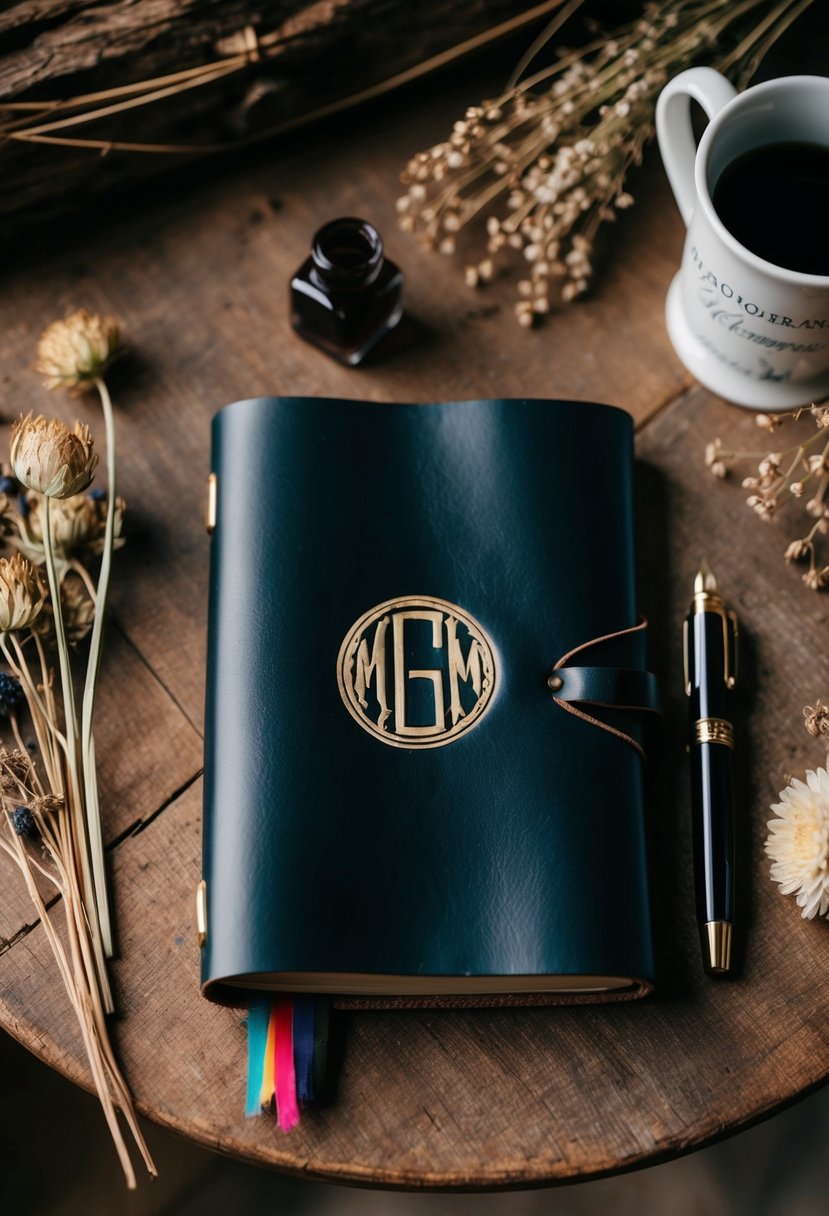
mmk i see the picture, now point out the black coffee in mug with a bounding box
[712,141,829,276]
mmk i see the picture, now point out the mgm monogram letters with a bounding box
[337,595,497,748]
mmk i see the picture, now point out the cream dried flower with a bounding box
[32,580,95,646]
[785,539,810,562]
[35,309,120,394]
[0,554,44,632]
[804,701,829,741]
[803,566,829,591]
[767,766,829,920]
[11,415,98,499]
[705,439,728,479]
[13,490,125,565]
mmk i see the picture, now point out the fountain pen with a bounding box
[683,563,738,974]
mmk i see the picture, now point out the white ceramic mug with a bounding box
[656,69,829,409]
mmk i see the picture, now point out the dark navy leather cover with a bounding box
[202,397,655,1004]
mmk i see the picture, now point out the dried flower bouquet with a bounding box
[0,311,154,1187]
[398,0,815,325]
[705,405,829,590]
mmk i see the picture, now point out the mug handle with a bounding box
[655,67,737,226]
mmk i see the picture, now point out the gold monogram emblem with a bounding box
[337,595,497,748]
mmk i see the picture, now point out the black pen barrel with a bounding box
[690,740,735,924]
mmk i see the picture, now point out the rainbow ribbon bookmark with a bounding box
[245,996,328,1131]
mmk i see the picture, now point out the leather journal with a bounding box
[201,397,659,1008]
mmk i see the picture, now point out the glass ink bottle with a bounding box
[290,217,404,366]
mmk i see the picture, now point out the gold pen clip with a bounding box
[682,617,691,696]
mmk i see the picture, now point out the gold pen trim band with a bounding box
[694,717,734,747]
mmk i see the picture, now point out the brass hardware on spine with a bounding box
[196,879,208,948]
[694,717,734,747]
[547,673,563,692]
[206,473,218,534]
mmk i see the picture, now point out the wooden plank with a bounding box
[0,1,564,230]
[1,384,828,1186]
[0,621,202,946]
[0,73,690,730]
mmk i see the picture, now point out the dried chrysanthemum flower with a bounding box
[0,554,44,632]
[35,309,120,395]
[32,575,95,646]
[804,701,829,741]
[13,490,125,565]
[10,415,98,499]
[767,766,829,920]
[61,575,95,645]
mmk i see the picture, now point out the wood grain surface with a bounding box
[0,61,828,1189]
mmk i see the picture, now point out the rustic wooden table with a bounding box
[1,65,828,1191]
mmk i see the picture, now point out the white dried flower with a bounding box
[11,415,98,499]
[803,565,829,590]
[766,766,829,919]
[0,554,45,632]
[804,701,829,741]
[785,539,810,562]
[705,439,727,479]
[12,490,125,565]
[35,309,120,395]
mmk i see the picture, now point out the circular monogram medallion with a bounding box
[337,595,497,748]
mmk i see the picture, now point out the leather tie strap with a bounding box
[551,666,661,715]
[549,619,660,761]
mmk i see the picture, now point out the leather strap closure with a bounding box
[549,619,660,761]
[548,666,661,715]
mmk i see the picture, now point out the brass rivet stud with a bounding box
[205,473,218,535]
[547,673,563,692]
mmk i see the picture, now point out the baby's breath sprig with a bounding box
[705,405,829,590]
[398,0,814,326]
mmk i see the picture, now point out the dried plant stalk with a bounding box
[397,0,815,325]
[0,311,152,1187]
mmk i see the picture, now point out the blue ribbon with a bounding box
[245,997,271,1116]
[292,997,316,1104]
